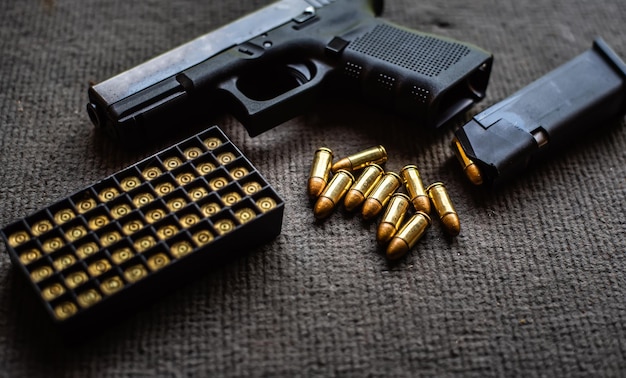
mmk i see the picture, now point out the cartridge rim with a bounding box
[8,230,29,247]
[54,208,75,224]
[54,302,78,320]
[192,230,214,246]
[203,137,222,150]
[183,147,203,160]
[65,271,88,289]
[425,181,445,192]
[315,147,333,154]
[163,156,183,170]
[32,220,53,236]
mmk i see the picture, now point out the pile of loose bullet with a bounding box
[307,146,459,260]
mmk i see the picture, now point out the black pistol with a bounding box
[87,0,493,143]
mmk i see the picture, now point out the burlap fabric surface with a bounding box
[0,0,624,376]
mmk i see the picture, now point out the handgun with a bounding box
[87,0,493,143]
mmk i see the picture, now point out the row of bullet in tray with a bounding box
[307,145,459,260]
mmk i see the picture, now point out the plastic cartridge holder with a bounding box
[1,125,284,339]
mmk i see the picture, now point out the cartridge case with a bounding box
[256,197,277,213]
[376,193,411,244]
[400,165,431,214]
[426,182,460,236]
[344,164,384,211]
[331,145,387,172]
[307,147,333,198]
[386,211,431,260]
[314,169,354,219]
[32,220,53,236]
[361,171,402,220]
[53,208,75,225]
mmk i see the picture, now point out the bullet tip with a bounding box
[331,158,351,173]
[464,163,484,186]
[313,197,335,220]
[307,177,327,199]
[361,198,382,220]
[442,213,461,236]
[343,190,364,211]
[386,237,410,260]
[376,222,396,244]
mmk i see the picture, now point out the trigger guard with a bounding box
[235,61,315,101]
[221,60,330,136]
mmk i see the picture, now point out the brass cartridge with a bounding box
[451,137,483,186]
[307,147,333,199]
[100,276,124,296]
[192,229,214,246]
[77,289,102,308]
[242,181,262,195]
[256,197,277,213]
[147,253,170,271]
[344,164,384,212]
[66,225,87,242]
[163,156,183,171]
[87,259,111,277]
[32,220,53,236]
[31,266,53,283]
[195,161,215,175]
[171,240,193,258]
[76,198,96,214]
[214,219,236,235]
[331,145,387,172]
[426,182,460,236]
[65,271,88,289]
[217,152,236,165]
[54,208,75,225]
[111,203,131,219]
[98,187,119,202]
[203,137,222,150]
[120,176,141,191]
[8,230,29,248]
[156,224,178,240]
[19,249,41,265]
[183,146,203,160]
[362,172,402,220]
[42,283,65,301]
[400,165,431,214]
[54,302,78,320]
[111,247,134,265]
[88,215,109,231]
[42,237,64,254]
[200,202,221,217]
[124,264,147,283]
[141,166,161,181]
[76,242,98,259]
[229,166,249,180]
[235,208,256,224]
[386,211,431,260]
[313,169,354,219]
[376,193,411,244]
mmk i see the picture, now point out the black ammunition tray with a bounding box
[1,125,284,339]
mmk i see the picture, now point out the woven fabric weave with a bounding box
[0,0,624,376]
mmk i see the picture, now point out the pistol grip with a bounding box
[338,21,493,128]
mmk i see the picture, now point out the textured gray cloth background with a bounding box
[1,0,625,376]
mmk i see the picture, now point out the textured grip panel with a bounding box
[348,24,471,77]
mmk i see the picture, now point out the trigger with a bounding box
[285,63,313,84]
